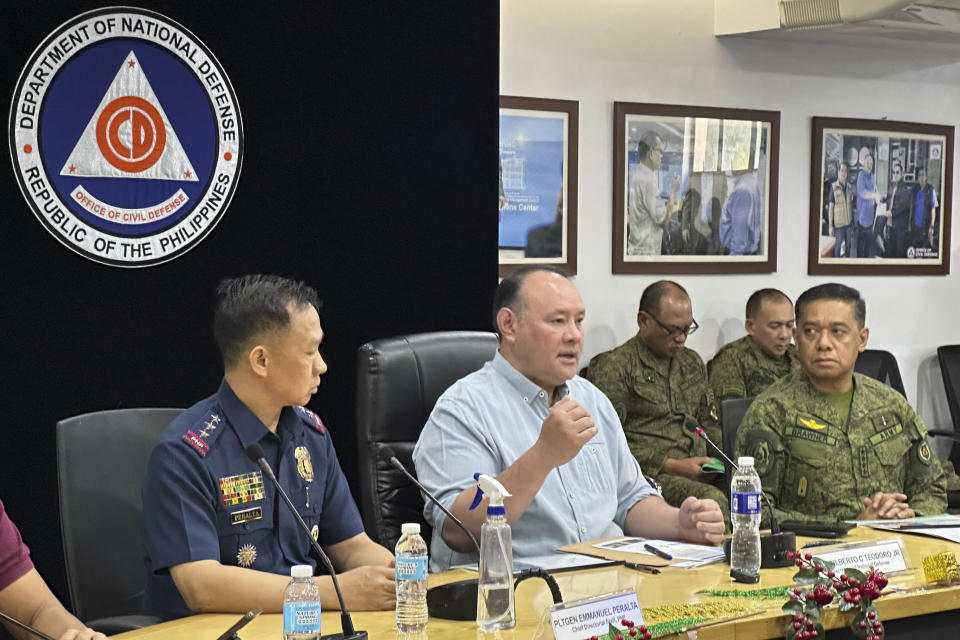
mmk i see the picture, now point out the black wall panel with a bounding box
[0,1,498,606]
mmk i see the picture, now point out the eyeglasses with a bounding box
[644,312,699,338]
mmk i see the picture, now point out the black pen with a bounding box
[623,561,661,574]
[643,543,673,560]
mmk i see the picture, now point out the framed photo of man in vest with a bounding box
[809,117,953,276]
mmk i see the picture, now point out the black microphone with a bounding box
[683,419,782,533]
[383,445,481,554]
[0,610,56,640]
[245,444,367,640]
[683,418,795,576]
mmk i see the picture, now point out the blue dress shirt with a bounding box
[856,170,877,228]
[142,380,363,620]
[413,352,658,571]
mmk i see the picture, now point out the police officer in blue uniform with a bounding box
[142,275,395,621]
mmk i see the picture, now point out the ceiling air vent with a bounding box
[779,0,910,29]
[717,0,960,44]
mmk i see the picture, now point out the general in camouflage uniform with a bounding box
[708,335,798,402]
[586,334,729,524]
[736,368,946,524]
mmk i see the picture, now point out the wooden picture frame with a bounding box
[612,101,779,274]
[809,116,952,275]
[499,95,578,276]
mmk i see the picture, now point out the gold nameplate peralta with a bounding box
[231,506,263,525]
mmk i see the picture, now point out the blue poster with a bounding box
[499,113,565,249]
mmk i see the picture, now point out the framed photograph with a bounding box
[809,117,953,275]
[612,102,779,274]
[499,96,578,276]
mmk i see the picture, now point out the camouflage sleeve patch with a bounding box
[907,437,948,516]
[743,429,782,483]
[704,388,719,424]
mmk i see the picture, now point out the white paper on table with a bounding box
[451,552,617,573]
[858,514,960,544]
[592,537,725,565]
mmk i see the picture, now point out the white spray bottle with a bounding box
[469,472,516,631]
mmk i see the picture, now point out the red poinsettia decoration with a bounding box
[782,551,888,640]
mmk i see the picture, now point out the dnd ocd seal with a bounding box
[8,7,243,267]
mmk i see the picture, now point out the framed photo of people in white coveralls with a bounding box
[612,102,780,275]
[809,117,953,276]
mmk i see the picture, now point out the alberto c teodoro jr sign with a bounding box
[9,6,244,267]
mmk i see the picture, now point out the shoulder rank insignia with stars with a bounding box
[296,406,325,434]
[181,413,223,457]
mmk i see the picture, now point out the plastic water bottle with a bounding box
[471,473,516,631]
[395,522,428,633]
[730,456,762,580]
[283,565,320,640]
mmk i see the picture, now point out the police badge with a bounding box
[295,446,314,482]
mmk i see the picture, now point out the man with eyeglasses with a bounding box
[586,281,730,526]
[626,131,681,256]
[708,288,798,403]
[735,283,945,524]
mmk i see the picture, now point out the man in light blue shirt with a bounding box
[855,151,883,258]
[413,266,725,570]
[719,169,762,255]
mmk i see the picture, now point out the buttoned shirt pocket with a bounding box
[215,501,274,569]
[288,485,322,524]
[573,439,616,495]
[631,379,666,408]
[675,377,707,416]
[781,440,831,511]
[871,431,910,489]
[278,473,324,559]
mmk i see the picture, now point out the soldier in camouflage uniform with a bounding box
[586,281,730,526]
[709,288,799,403]
[736,283,946,524]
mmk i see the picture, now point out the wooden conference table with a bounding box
[116,527,960,640]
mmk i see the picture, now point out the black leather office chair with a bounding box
[854,349,906,397]
[932,346,960,471]
[355,331,499,552]
[719,396,756,496]
[929,346,960,511]
[56,408,182,634]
